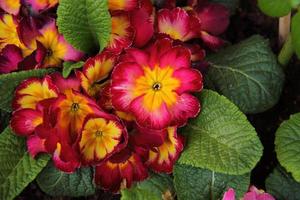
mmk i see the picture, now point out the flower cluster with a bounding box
[7,0,229,193]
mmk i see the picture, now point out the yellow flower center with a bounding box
[133,66,180,111]
[70,103,80,112]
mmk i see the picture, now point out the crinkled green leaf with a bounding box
[37,162,95,197]
[121,173,174,200]
[289,0,300,7]
[178,90,263,175]
[174,164,249,200]
[266,166,300,200]
[62,61,84,78]
[57,0,111,54]
[292,12,300,59]
[258,0,291,17]
[275,113,300,182]
[0,127,50,200]
[0,68,55,112]
[206,35,284,114]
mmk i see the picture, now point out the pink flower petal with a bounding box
[173,68,203,94]
[0,44,22,74]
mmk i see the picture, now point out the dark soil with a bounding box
[15,0,300,199]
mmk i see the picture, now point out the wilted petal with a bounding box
[0,44,22,74]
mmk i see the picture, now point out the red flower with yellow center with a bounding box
[76,52,116,98]
[0,0,21,15]
[25,0,59,12]
[111,38,203,129]
[36,21,83,68]
[78,114,128,165]
[95,148,148,192]
[13,76,59,110]
[53,89,101,142]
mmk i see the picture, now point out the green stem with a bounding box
[278,35,294,67]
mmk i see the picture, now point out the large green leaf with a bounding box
[292,12,300,59]
[121,173,174,200]
[57,0,111,54]
[275,113,300,182]
[206,35,284,114]
[257,0,291,17]
[174,164,249,200]
[178,90,263,175]
[37,162,95,197]
[0,127,50,200]
[266,166,300,200]
[0,68,55,112]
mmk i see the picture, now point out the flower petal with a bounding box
[200,31,225,50]
[146,126,184,173]
[222,188,236,200]
[13,76,59,110]
[0,14,22,50]
[107,12,134,53]
[50,72,80,93]
[111,62,144,111]
[27,135,47,158]
[159,45,191,70]
[195,3,230,35]
[173,68,203,94]
[10,109,43,136]
[108,0,138,11]
[25,0,58,12]
[95,148,148,192]
[0,0,20,15]
[0,44,22,74]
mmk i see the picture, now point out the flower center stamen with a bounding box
[95,130,103,137]
[46,49,53,57]
[70,103,80,112]
[152,82,162,91]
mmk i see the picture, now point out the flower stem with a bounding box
[278,34,294,66]
[278,13,291,46]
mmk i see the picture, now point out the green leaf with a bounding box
[292,12,300,59]
[0,110,10,132]
[0,68,55,112]
[174,164,249,200]
[206,35,285,114]
[121,173,174,200]
[178,90,263,175]
[37,162,95,197]
[266,166,300,200]
[0,127,50,200]
[209,0,239,14]
[257,0,292,17]
[275,112,300,182]
[57,0,111,54]
[289,0,300,7]
[62,61,84,78]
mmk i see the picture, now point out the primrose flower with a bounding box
[95,148,148,192]
[53,89,101,143]
[36,21,83,68]
[108,0,138,11]
[76,52,116,98]
[0,0,21,15]
[106,12,134,53]
[78,113,128,165]
[12,76,59,110]
[111,38,203,129]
